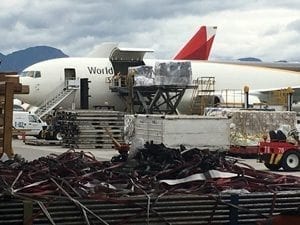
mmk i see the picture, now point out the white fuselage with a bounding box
[16,57,300,114]
[17,58,124,110]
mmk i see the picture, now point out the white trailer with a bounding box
[125,114,231,150]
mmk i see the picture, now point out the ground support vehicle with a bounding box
[259,140,300,171]
[13,111,47,138]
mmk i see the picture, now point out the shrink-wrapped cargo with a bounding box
[129,61,192,86]
[129,65,154,86]
[154,61,192,85]
[229,110,297,146]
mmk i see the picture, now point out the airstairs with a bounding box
[219,89,243,108]
[35,81,79,118]
[190,77,216,114]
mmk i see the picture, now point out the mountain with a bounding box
[238,57,262,62]
[0,46,68,73]
[0,53,5,63]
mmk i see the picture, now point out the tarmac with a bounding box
[12,138,117,161]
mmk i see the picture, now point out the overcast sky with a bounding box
[1,0,300,61]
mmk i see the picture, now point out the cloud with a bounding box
[0,0,300,61]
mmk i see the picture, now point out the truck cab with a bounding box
[13,111,47,138]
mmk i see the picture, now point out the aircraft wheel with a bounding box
[264,163,281,171]
[281,150,300,171]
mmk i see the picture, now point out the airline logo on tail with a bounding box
[174,26,217,60]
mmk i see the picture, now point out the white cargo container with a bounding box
[125,114,231,150]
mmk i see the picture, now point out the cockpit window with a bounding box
[35,71,41,78]
[19,71,41,78]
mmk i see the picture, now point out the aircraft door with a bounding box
[64,68,76,87]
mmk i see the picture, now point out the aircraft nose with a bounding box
[19,76,26,85]
[16,76,33,101]
[19,77,29,91]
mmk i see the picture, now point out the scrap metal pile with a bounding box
[1,143,300,200]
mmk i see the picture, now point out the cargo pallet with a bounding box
[58,110,125,149]
[24,139,62,146]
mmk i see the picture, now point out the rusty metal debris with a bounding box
[1,143,300,200]
[1,143,300,224]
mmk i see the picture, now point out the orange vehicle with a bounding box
[258,130,300,171]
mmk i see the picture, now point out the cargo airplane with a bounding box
[15,26,300,115]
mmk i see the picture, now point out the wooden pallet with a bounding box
[24,139,62,146]
[58,110,125,150]
[74,144,116,149]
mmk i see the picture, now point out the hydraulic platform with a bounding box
[111,84,195,114]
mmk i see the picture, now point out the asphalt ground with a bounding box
[12,138,117,161]
[11,138,300,177]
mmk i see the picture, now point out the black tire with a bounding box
[281,150,300,171]
[36,131,43,139]
[55,132,63,141]
[264,163,281,171]
[45,132,53,140]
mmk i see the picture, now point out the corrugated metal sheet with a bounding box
[0,190,299,225]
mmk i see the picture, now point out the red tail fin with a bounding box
[173,26,217,60]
